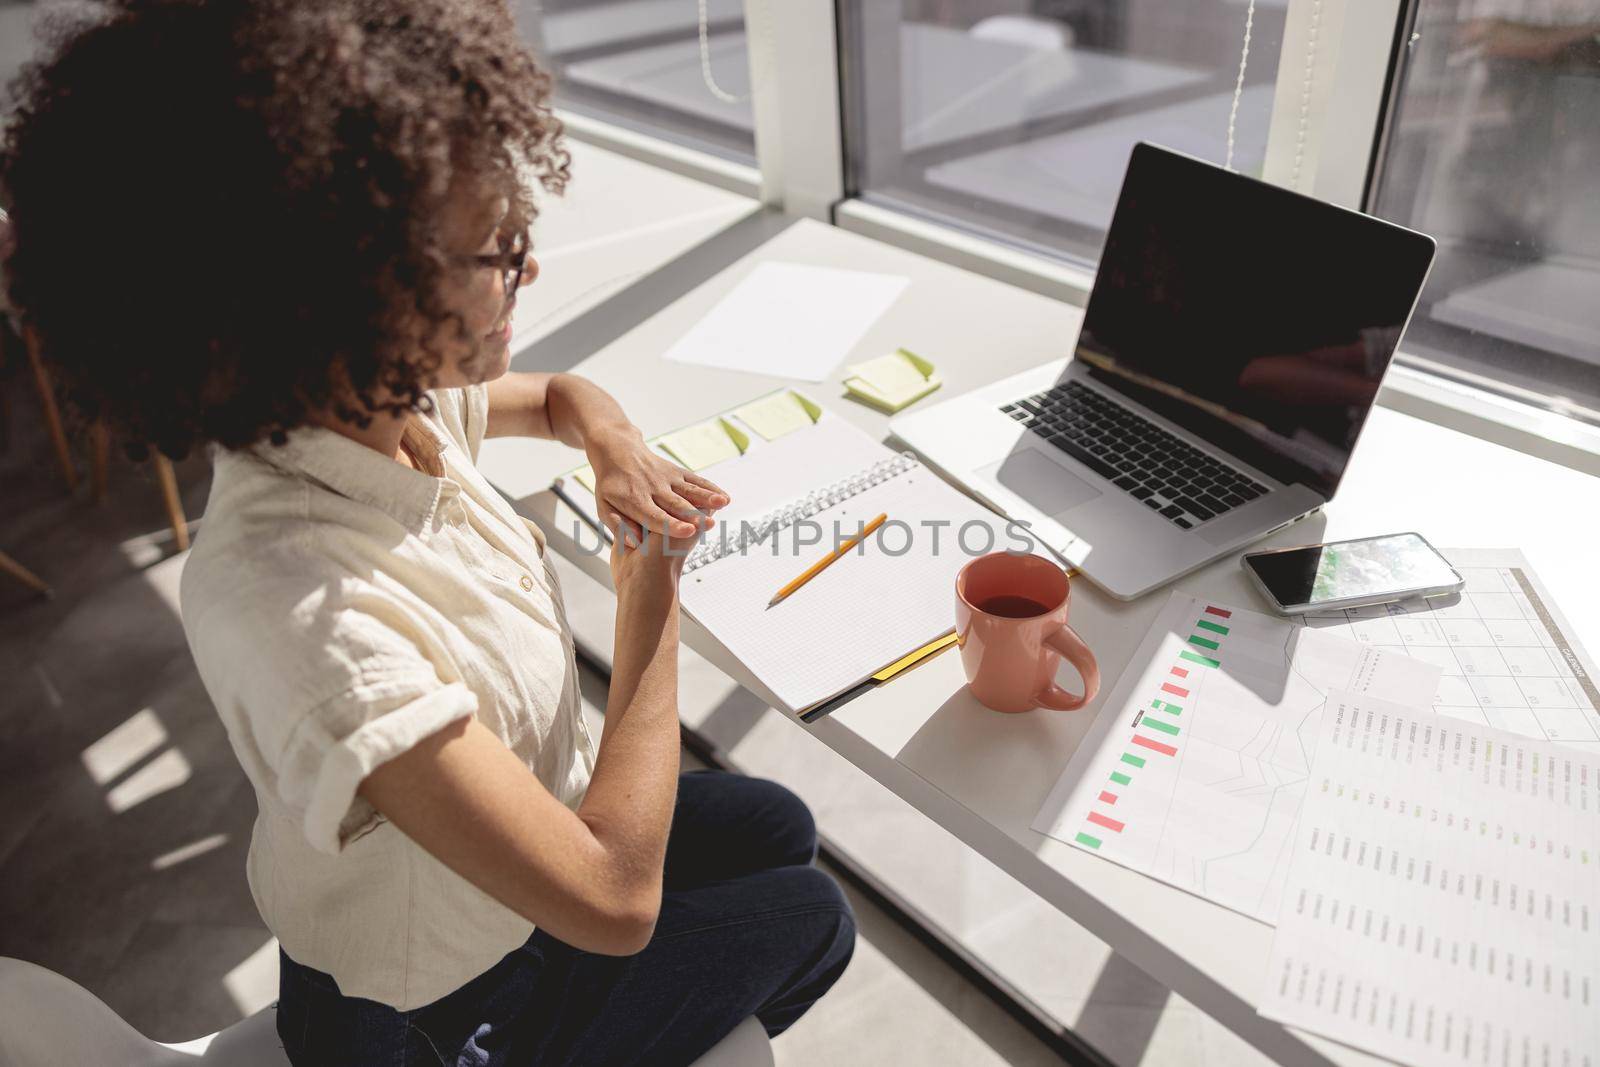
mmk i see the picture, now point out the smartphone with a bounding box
[1241,532,1464,615]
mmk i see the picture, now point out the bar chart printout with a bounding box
[1032,593,1441,922]
[1260,691,1600,1067]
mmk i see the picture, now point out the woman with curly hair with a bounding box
[0,1,854,1062]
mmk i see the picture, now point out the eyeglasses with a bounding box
[473,229,528,311]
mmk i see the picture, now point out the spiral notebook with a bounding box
[553,398,1006,714]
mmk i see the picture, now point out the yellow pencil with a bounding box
[768,512,888,608]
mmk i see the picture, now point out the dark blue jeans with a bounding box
[276,770,855,1066]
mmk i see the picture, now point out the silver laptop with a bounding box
[893,143,1437,600]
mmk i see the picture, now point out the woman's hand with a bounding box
[586,424,730,543]
[608,518,702,597]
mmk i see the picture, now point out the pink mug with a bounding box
[955,552,1100,713]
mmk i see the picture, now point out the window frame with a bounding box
[535,0,845,214]
[830,0,1600,466]
[536,0,1600,468]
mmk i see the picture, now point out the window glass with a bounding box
[0,2,54,105]
[840,0,1286,263]
[513,0,757,163]
[1370,0,1600,417]
[0,3,757,163]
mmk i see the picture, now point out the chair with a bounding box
[0,957,286,1066]
[693,1017,775,1067]
[0,319,191,570]
[0,957,773,1067]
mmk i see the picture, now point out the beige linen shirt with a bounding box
[180,384,596,1010]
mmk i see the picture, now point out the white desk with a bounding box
[561,23,1206,153]
[481,218,1600,1065]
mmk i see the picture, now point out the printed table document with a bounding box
[1260,691,1599,1066]
[1032,593,1441,922]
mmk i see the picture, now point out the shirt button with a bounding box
[519,575,534,592]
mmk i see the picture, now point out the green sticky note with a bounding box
[732,390,822,442]
[658,417,748,470]
[843,348,941,414]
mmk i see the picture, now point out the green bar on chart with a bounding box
[1180,650,1220,669]
[1152,700,1182,716]
[1189,635,1220,650]
[1196,619,1229,635]
[1075,832,1102,849]
[1144,718,1181,737]
[1111,771,1131,785]
[1121,752,1147,768]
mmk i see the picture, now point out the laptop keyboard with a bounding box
[1000,380,1268,530]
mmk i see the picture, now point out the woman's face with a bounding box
[431,179,539,388]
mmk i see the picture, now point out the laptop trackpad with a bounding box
[979,446,1101,519]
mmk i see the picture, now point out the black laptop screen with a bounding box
[1074,143,1436,499]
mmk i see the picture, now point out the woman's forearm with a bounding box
[484,371,637,450]
[574,575,683,931]
[545,373,637,452]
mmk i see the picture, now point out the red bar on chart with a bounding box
[1087,811,1125,833]
[1161,682,1189,698]
[1098,790,1118,805]
[1204,606,1232,618]
[1170,666,1189,678]
[1132,734,1178,757]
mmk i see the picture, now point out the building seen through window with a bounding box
[1371,0,1600,417]
[840,0,1287,263]
[511,0,757,163]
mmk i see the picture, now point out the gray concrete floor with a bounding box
[0,371,1064,1062]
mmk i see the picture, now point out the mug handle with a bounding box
[1036,622,1101,711]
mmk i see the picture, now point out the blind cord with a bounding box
[1225,0,1257,172]
[1290,0,1325,190]
[698,0,750,104]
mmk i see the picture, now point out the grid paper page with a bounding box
[1300,548,1600,751]
[680,462,1008,713]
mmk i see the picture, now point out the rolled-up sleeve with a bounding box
[277,677,479,856]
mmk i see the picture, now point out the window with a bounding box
[839,0,1286,263]
[1369,0,1600,418]
[0,4,49,107]
[513,0,758,163]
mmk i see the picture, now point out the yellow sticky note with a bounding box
[571,465,597,493]
[658,418,748,470]
[844,348,941,413]
[732,390,822,442]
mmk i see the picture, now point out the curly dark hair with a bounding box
[1,0,568,457]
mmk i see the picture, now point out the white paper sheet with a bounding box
[1259,691,1600,1066]
[662,262,909,381]
[1301,548,1600,751]
[680,460,1005,713]
[1032,593,1442,923]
